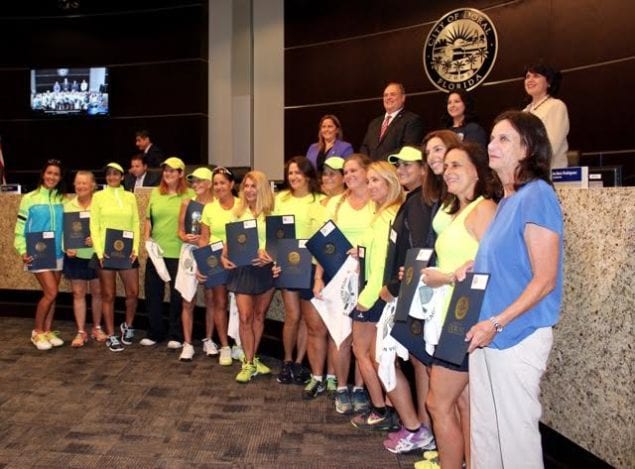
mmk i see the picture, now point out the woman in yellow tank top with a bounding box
[417,142,498,469]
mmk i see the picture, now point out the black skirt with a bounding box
[63,255,98,280]
[227,265,274,295]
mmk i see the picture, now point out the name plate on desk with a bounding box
[1,184,21,193]
[225,219,259,267]
[434,272,489,365]
[63,211,90,249]
[266,214,295,262]
[193,241,228,288]
[103,228,133,269]
[26,231,56,270]
[306,220,353,281]
[552,167,589,189]
[275,239,311,290]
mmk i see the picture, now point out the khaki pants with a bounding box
[469,327,553,469]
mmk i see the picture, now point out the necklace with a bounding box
[529,95,551,112]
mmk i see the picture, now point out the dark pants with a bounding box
[144,258,183,342]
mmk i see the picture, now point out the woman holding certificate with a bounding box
[63,170,105,347]
[417,142,497,469]
[275,156,323,392]
[180,167,235,364]
[90,162,140,352]
[315,154,374,415]
[14,159,66,351]
[465,111,563,469]
[349,161,404,431]
[222,170,275,383]
[141,157,192,350]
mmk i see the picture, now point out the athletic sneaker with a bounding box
[325,376,338,399]
[179,343,195,361]
[45,331,64,347]
[383,425,436,454]
[235,361,257,383]
[351,407,400,432]
[350,388,370,414]
[31,330,52,351]
[107,335,124,352]
[202,338,219,356]
[303,377,325,400]
[292,362,311,385]
[277,361,294,384]
[231,344,244,361]
[414,450,440,469]
[119,322,134,345]
[254,356,271,375]
[335,388,353,415]
[139,338,157,346]
[167,340,183,350]
[218,346,232,366]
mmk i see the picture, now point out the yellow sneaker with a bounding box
[414,450,440,469]
[236,361,257,383]
[254,356,271,375]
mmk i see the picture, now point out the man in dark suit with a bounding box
[123,154,161,191]
[359,82,424,161]
[135,129,164,168]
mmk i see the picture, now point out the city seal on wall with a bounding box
[423,8,498,92]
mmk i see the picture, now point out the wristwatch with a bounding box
[489,316,503,333]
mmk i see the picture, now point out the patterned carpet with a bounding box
[0,316,421,468]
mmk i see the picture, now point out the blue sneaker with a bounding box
[119,322,134,345]
[351,388,370,414]
[335,387,353,415]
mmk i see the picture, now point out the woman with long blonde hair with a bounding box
[222,170,276,383]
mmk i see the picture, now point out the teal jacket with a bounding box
[14,187,65,259]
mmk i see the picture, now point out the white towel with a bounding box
[311,255,358,349]
[227,292,241,344]
[145,239,171,282]
[175,244,198,302]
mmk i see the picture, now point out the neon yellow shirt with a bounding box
[325,193,375,246]
[274,190,324,239]
[90,186,140,259]
[201,197,239,244]
[146,188,194,258]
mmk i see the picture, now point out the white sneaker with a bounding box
[167,340,183,350]
[219,346,232,366]
[231,344,244,361]
[202,338,219,356]
[179,343,195,361]
[139,338,157,346]
[31,330,52,351]
[44,331,64,347]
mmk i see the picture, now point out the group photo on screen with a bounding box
[30,67,109,116]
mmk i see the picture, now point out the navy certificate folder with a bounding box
[193,241,228,288]
[394,248,433,322]
[274,239,311,289]
[306,219,352,280]
[26,231,56,270]
[63,211,90,249]
[434,272,490,365]
[265,214,295,262]
[225,219,259,267]
[102,228,133,269]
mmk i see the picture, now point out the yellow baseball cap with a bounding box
[388,146,422,164]
[323,156,345,171]
[105,162,124,173]
[160,156,185,171]
[187,167,213,182]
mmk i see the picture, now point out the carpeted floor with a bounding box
[0,317,422,468]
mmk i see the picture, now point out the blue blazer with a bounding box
[306,139,354,170]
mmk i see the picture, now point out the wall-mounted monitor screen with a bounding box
[30,67,109,116]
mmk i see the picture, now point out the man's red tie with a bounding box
[379,115,392,140]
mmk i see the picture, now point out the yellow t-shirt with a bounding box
[274,190,325,239]
[325,193,375,246]
[201,197,239,244]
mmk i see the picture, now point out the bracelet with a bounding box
[489,316,503,333]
